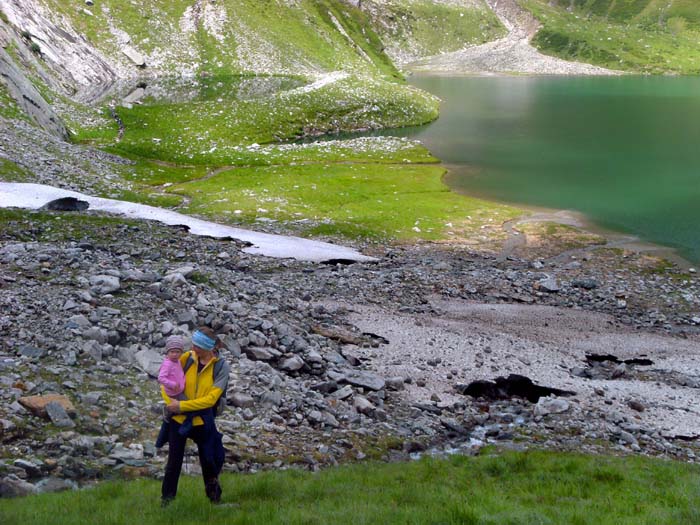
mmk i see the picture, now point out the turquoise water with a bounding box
[397,75,700,263]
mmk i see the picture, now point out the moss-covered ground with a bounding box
[63,71,520,244]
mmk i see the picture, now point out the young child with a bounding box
[158,335,186,400]
[155,335,186,448]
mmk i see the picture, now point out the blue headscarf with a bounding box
[192,330,216,351]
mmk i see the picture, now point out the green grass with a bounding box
[75,74,439,166]
[364,0,506,59]
[38,0,401,78]
[0,158,34,181]
[0,73,29,121]
[523,0,700,74]
[171,161,519,240]
[2,451,699,524]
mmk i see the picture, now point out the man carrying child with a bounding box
[158,327,230,506]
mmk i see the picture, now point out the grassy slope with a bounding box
[170,159,519,241]
[362,0,506,61]
[36,0,399,77]
[523,0,700,74]
[1,451,699,525]
[1,1,522,245]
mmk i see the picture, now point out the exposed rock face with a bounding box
[0,1,117,88]
[0,28,67,139]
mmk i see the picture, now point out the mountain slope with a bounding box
[355,0,505,65]
[523,0,700,74]
[0,0,402,93]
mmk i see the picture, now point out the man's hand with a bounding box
[166,400,181,414]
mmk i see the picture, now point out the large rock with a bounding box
[122,46,146,67]
[0,475,37,498]
[18,394,75,418]
[280,355,305,372]
[89,275,121,295]
[534,397,570,417]
[134,349,162,378]
[18,345,47,358]
[230,392,255,408]
[45,401,75,428]
[42,197,89,212]
[342,370,385,391]
[353,395,376,416]
[245,347,280,361]
[0,42,67,139]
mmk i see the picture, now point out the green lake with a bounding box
[399,75,700,263]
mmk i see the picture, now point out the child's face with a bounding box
[167,349,182,362]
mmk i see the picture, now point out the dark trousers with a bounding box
[161,420,222,502]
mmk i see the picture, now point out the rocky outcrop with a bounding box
[0,24,67,139]
[0,0,117,89]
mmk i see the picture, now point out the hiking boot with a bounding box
[205,478,222,503]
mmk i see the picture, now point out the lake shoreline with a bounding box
[441,167,696,270]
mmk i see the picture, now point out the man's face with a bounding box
[193,345,210,360]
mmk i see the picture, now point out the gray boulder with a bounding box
[0,475,37,498]
[46,401,75,428]
[534,397,570,417]
[134,349,162,377]
[342,370,386,391]
[89,275,121,295]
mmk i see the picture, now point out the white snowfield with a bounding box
[0,183,376,263]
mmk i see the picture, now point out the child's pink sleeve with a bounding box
[158,360,181,393]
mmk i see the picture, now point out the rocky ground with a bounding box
[408,0,616,75]
[0,205,698,498]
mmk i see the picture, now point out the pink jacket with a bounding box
[158,358,185,397]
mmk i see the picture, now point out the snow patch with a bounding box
[0,183,375,263]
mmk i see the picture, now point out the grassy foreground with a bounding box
[1,451,698,525]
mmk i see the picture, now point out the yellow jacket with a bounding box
[161,351,229,426]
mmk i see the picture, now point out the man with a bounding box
[160,326,230,505]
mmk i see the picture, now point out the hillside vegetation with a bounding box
[358,0,505,64]
[18,0,400,78]
[523,0,700,73]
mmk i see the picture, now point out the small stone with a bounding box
[534,397,570,416]
[628,400,645,412]
[18,345,47,359]
[230,393,255,408]
[45,402,75,428]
